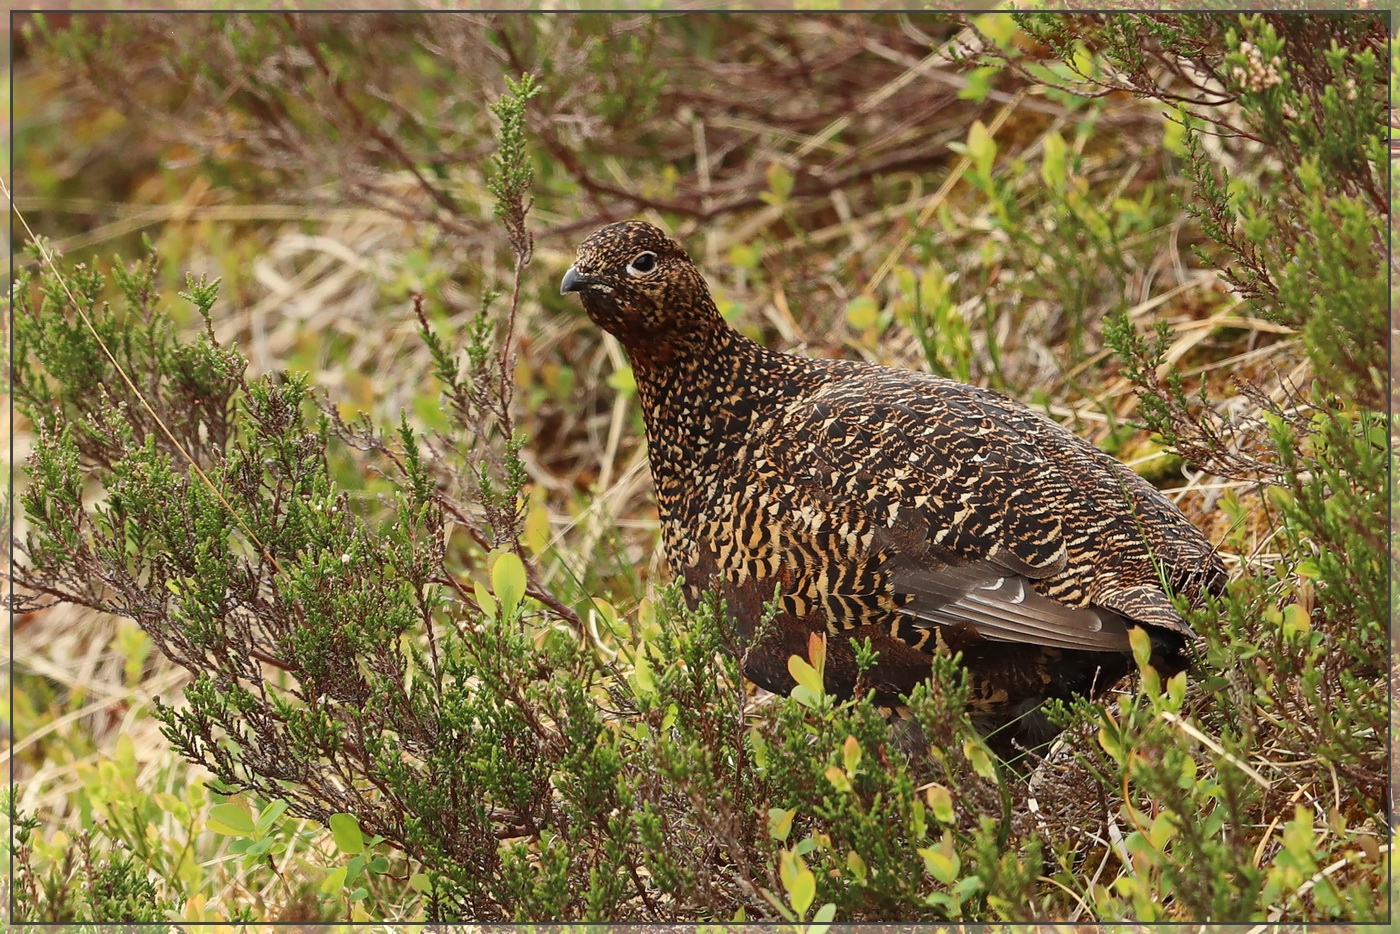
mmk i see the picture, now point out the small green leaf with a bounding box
[329,813,365,855]
[1147,811,1178,849]
[492,551,527,620]
[787,654,824,696]
[409,872,432,893]
[918,840,961,884]
[321,865,348,895]
[824,765,852,793]
[845,295,879,331]
[956,65,999,102]
[635,596,660,640]
[1166,671,1188,710]
[255,799,290,834]
[918,263,949,313]
[606,364,636,397]
[153,793,189,822]
[1128,625,1152,670]
[1162,107,1189,156]
[1072,41,1096,79]
[750,729,770,769]
[846,849,867,882]
[973,11,1018,46]
[473,580,498,621]
[762,161,795,206]
[924,783,955,823]
[962,739,997,781]
[779,850,816,918]
[1282,602,1311,637]
[812,901,837,923]
[768,807,796,842]
[924,891,957,911]
[728,243,760,270]
[523,495,552,555]
[841,735,861,775]
[1098,719,1123,762]
[630,652,656,699]
[909,797,928,843]
[207,803,256,837]
[965,120,997,179]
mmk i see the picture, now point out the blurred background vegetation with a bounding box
[5,8,1393,925]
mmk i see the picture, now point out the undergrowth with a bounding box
[7,10,1389,925]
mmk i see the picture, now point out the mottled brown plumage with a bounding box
[562,220,1225,749]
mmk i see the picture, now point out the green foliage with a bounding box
[893,103,1178,394]
[13,237,243,473]
[1009,9,1390,925]
[10,9,1388,925]
[488,72,543,259]
[0,260,1084,919]
[11,759,178,923]
[588,21,666,127]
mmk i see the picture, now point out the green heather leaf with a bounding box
[255,798,289,834]
[824,765,851,793]
[768,807,795,842]
[966,120,997,179]
[844,295,879,331]
[779,850,816,917]
[206,803,255,837]
[492,551,526,620]
[321,865,348,895]
[1128,625,1152,670]
[841,735,861,775]
[962,739,997,781]
[787,653,824,696]
[924,783,955,824]
[474,580,498,621]
[330,813,365,855]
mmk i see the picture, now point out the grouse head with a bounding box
[560,221,723,354]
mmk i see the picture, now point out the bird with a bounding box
[560,219,1226,753]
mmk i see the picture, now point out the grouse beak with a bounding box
[560,265,584,295]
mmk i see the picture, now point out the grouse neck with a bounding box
[626,323,811,448]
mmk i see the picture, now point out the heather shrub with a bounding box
[8,11,1388,923]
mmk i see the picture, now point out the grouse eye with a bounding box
[626,251,658,276]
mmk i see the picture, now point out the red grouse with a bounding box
[561,220,1225,750]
